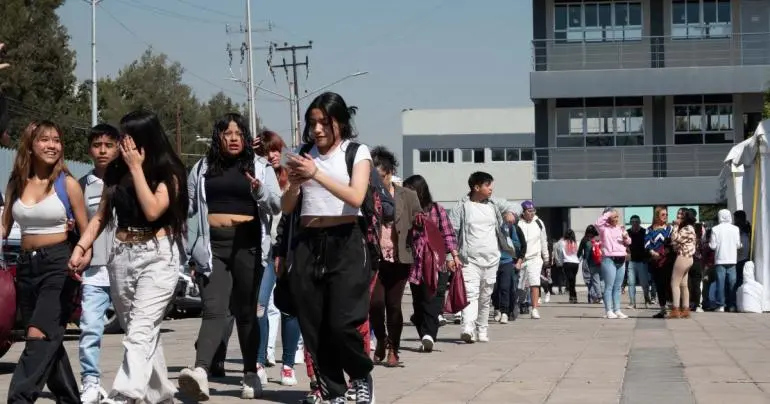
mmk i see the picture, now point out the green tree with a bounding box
[0,0,89,160]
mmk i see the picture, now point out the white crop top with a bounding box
[300,140,372,217]
[12,192,68,235]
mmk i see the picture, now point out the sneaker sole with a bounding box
[460,333,475,343]
[421,338,434,352]
[281,378,298,386]
[178,373,210,401]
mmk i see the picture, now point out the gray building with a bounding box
[530,0,768,217]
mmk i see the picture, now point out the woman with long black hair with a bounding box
[179,113,281,400]
[555,229,580,303]
[4,121,90,403]
[69,110,188,404]
[281,92,375,404]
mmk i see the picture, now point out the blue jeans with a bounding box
[257,261,302,368]
[583,261,602,303]
[627,261,650,306]
[78,284,112,380]
[600,257,626,313]
[715,264,737,309]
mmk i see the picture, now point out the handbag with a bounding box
[443,268,469,313]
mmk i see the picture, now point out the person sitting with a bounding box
[736,261,763,314]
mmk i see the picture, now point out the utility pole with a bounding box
[90,0,103,127]
[271,41,312,147]
[225,3,272,137]
[176,103,182,156]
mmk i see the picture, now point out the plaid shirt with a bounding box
[409,203,458,285]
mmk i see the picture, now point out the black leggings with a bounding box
[563,262,580,300]
[290,223,373,400]
[688,260,703,309]
[651,259,674,309]
[194,221,263,373]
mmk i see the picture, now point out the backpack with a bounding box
[590,240,602,266]
[412,210,446,297]
[53,172,75,223]
[297,142,384,269]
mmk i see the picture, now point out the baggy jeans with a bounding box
[108,236,181,403]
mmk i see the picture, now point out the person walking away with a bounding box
[516,201,549,319]
[596,209,631,319]
[556,229,580,303]
[494,213,526,323]
[579,225,602,304]
[669,209,698,319]
[78,124,120,404]
[646,207,674,318]
[69,111,189,404]
[368,146,421,366]
[448,172,518,342]
[281,92,376,404]
[4,121,90,403]
[402,175,461,352]
[626,215,650,309]
[709,209,741,313]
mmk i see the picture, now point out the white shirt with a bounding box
[463,201,500,269]
[300,140,371,217]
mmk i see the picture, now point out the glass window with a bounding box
[556,109,571,135]
[688,105,703,131]
[419,150,430,162]
[585,4,598,27]
[557,137,584,148]
[672,1,687,24]
[686,0,700,24]
[615,3,628,26]
[703,0,717,24]
[506,148,519,161]
[568,4,582,28]
[520,149,534,161]
[717,0,731,23]
[628,3,642,26]
[491,148,505,162]
[474,149,485,163]
[461,149,473,162]
[569,109,585,135]
[599,3,612,27]
[555,5,568,31]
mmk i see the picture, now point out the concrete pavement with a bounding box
[1,290,769,403]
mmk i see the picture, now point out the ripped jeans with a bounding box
[8,242,80,404]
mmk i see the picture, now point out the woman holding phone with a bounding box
[281,92,375,404]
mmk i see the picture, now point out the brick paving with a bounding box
[1,290,770,403]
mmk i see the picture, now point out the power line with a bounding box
[172,0,241,19]
[98,3,245,97]
[115,0,232,26]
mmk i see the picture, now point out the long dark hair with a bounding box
[688,208,703,246]
[680,209,697,229]
[205,113,254,178]
[734,210,751,234]
[563,229,577,255]
[578,225,598,259]
[403,174,434,211]
[103,110,188,238]
[301,92,357,145]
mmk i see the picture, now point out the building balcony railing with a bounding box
[532,32,770,71]
[533,144,730,181]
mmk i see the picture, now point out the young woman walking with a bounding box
[180,113,281,400]
[578,225,602,304]
[669,209,698,319]
[69,110,188,404]
[596,209,631,319]
[555,229,580,303]
[281,92,375,404]
[646,207,674,318]
[4,121,90,403]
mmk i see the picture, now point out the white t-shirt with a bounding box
[300,140,371,217]
[463,201,500,270]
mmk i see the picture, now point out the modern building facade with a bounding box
[401,107,535,206]
[530,0,768,210]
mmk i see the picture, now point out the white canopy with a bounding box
[724,122,769,311]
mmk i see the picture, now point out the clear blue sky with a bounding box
[58,0,533,166]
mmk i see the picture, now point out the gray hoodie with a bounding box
[187,156,282,275]
[448,195,521,260]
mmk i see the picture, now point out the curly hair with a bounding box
[205,113,255,179]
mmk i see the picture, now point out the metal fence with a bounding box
[532,32,770,71]
[0,147,93,191]
[533,144,730,180]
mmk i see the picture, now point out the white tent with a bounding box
[724,123,769,311]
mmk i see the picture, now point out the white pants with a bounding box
[266,287,280,359]
[461,262,497,335]
[108,237,180,403]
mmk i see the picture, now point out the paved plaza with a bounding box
[1,290,769,403]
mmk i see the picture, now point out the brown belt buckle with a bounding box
[125,227,152,242]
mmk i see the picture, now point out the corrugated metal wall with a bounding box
[0,147,93,190]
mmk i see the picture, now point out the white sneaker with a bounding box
[421,335,434,352]
[241,372,263,399]
[477,333,489,343]
[605,311,618,319]
[80,378,102,404]
[717,306,725,312]
[295,347,305,364]
[493,310,501,322]
[266,351,276,367]
[256,364,268,386]
[626,304,635,310]
[461,330,475,344]
[615,311,629,319]
[499,313,509,324]
[438,314,447,326]
[280,365,298,386]
[696,307,704,313]
[178,366,210,401]
[545,293,551,303]
[531,308,540,319]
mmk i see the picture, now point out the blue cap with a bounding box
[521,200,535,210]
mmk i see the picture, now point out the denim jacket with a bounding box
[187,156,282,275]
[448,195,521,260]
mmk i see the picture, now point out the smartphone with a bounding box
[281,146,301,167]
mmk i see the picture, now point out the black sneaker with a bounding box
[351,374,374,404]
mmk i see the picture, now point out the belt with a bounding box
[118,227,155,242]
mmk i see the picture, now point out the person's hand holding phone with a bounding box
[286,152,318,184]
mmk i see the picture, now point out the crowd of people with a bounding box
[0,81,760,404]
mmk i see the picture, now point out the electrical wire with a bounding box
[115,0,231,26]
[171,0,241,19]
[98,2,245,97]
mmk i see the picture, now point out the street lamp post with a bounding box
[252,71,368,147]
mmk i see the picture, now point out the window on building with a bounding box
[490,148,535,162]
[418,149,455,163]
[461,148,485,163]
[674,97,734,144]
[554,1,642,43]
[556,98,644,147]
[672,0,731,39]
